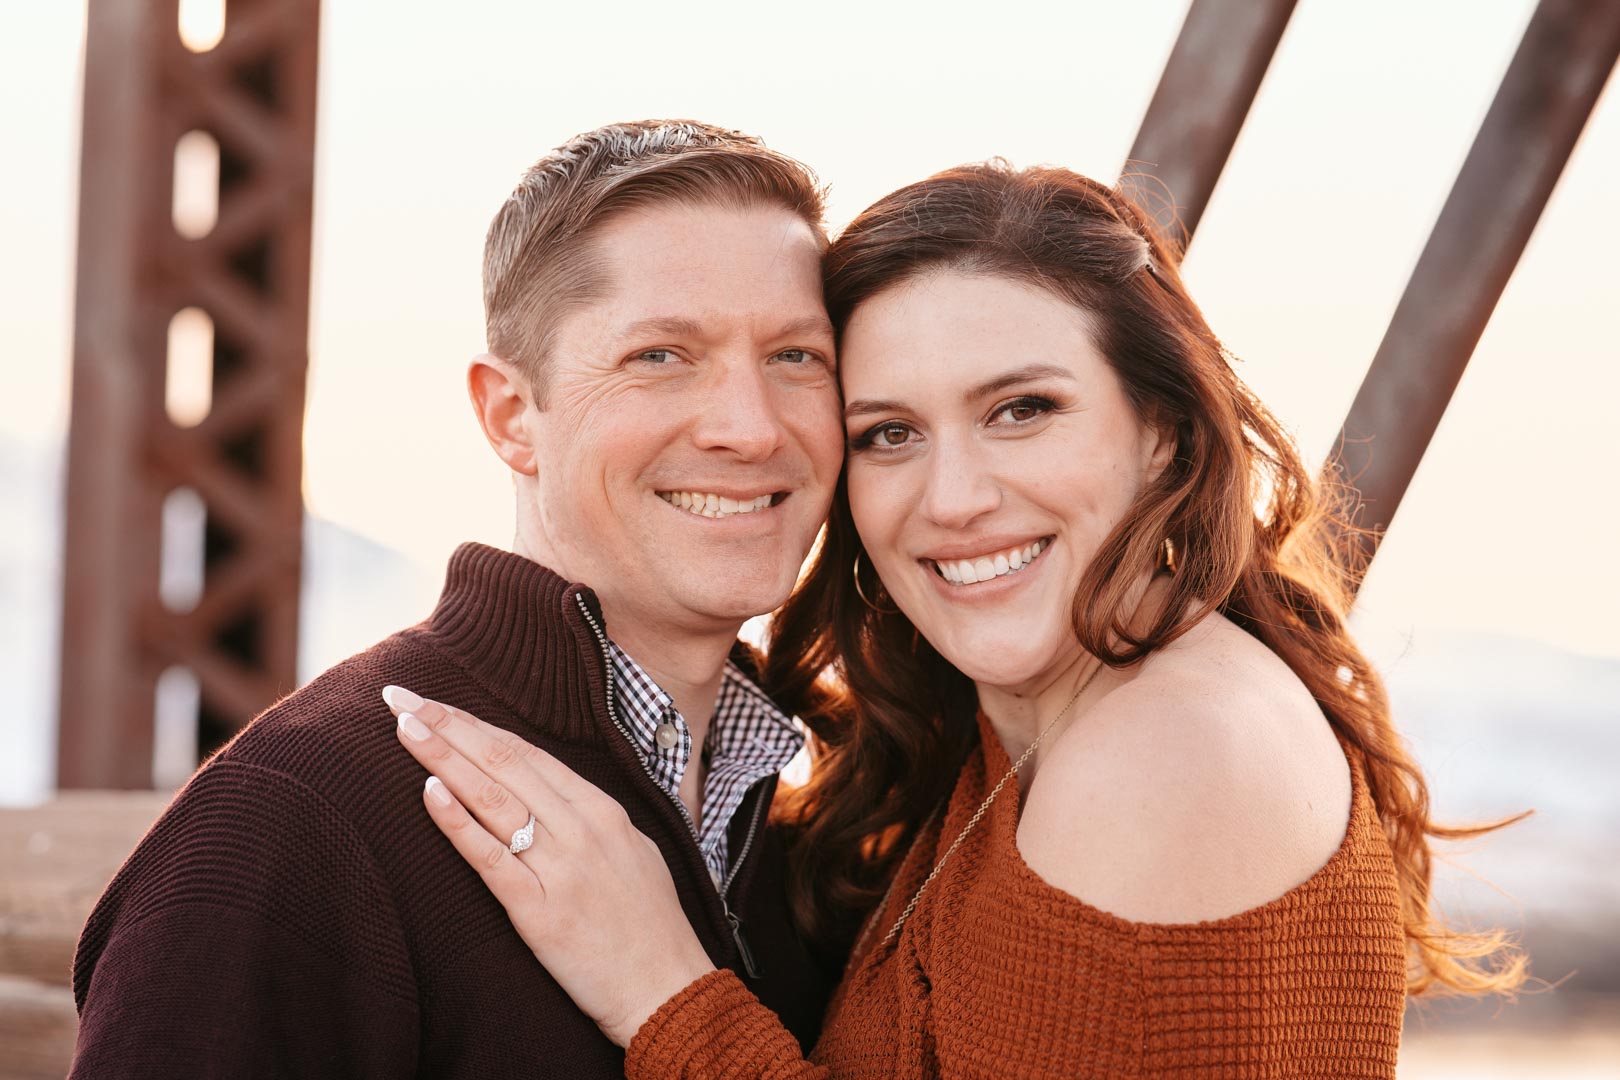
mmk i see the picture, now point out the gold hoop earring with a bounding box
[853,553,899,614]
[1162,537,1178,574]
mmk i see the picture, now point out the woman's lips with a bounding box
[927,536,1052,586]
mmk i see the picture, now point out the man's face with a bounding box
[523,202,843,636]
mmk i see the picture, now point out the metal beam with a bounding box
[1120,0,1298,248]
[1330,0,1620,585]
[58,0,320,788]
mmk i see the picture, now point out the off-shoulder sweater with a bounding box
[627,712,1408,1078]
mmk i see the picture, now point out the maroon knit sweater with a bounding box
[71,543,836,1078]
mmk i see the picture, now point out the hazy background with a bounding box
[2,1,1617,1074]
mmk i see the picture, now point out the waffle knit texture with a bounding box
[70,543,835,1079]
[627,711,1408,1078]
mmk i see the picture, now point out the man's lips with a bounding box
[657,489,787,519]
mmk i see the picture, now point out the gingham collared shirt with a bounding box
[606,640,804,889]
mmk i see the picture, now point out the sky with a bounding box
[2,0,1617,660]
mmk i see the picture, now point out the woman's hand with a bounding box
[380,685,717,1046]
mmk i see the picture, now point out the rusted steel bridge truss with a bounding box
[58,0,319,788]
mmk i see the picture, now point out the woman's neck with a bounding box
[975,571,1173,780]
[976,654,1102,773]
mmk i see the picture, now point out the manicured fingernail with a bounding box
[425,776,451,806]
[398,712,431,742]
[382,685,425,713]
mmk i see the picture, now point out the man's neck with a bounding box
[603,609,737,832]
[603,615,735,750]
[512,528,735,745]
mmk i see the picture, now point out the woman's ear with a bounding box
[1142,413,1177,485]
[468,353,539,476]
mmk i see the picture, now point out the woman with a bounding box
[385,163,1523,1076]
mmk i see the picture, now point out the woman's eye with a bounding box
[852,422,915,451]
[878,424,910,446]
[992,396,1055,425]
[634,349,678,364]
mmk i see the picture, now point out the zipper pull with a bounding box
[724,905,761,979]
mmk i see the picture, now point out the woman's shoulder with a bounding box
[1016,615,1354,925]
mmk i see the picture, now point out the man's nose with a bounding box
[691,359,790,462]
[919,437,1002,529]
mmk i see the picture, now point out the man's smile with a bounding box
[656,490,787,519]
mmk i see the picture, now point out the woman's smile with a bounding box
[923,535,1052,589]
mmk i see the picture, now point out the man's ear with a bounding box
[468,353,539,477]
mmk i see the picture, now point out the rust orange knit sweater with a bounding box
[627,712,1408,1078]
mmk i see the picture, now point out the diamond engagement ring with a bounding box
[509,813,536,855]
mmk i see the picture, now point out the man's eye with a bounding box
[634,349,678,364]
[773,349,814,364]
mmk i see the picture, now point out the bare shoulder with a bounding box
[1016,616,1353,924]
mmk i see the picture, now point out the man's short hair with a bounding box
[483,119,827,399]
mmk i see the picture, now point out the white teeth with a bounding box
[659,491,776,519]
[931,538,1050,586]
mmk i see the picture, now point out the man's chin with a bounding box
[663,572,795,628]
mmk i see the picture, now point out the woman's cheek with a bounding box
[848,465,911,576]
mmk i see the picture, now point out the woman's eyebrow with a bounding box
[844,397,906,420]
[967,363,1075,399]
[844,363,1075,420]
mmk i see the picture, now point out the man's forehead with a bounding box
[558,202,832,347]
[590,200,821,259]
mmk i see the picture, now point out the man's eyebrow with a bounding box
[844,363,1075,420]
[771,315,837,341]
[616,316,708,341]
[613,314,835,344]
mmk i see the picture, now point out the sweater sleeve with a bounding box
[624,970,828,1080]
[70,760,420,1079]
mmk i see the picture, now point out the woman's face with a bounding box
[841,271,1171,692]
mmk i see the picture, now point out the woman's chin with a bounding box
[930,639,1063,694]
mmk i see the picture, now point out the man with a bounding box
[70,119,846,1077]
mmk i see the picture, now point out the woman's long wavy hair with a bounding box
[763,161,1525,997]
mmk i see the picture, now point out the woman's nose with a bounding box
[919,438,1002,529]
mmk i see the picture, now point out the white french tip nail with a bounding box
[383,685,425,713]
[424,776,451,806]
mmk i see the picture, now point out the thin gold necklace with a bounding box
[877,659,1106,948]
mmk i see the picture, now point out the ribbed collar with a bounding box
[421,542,612,744]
